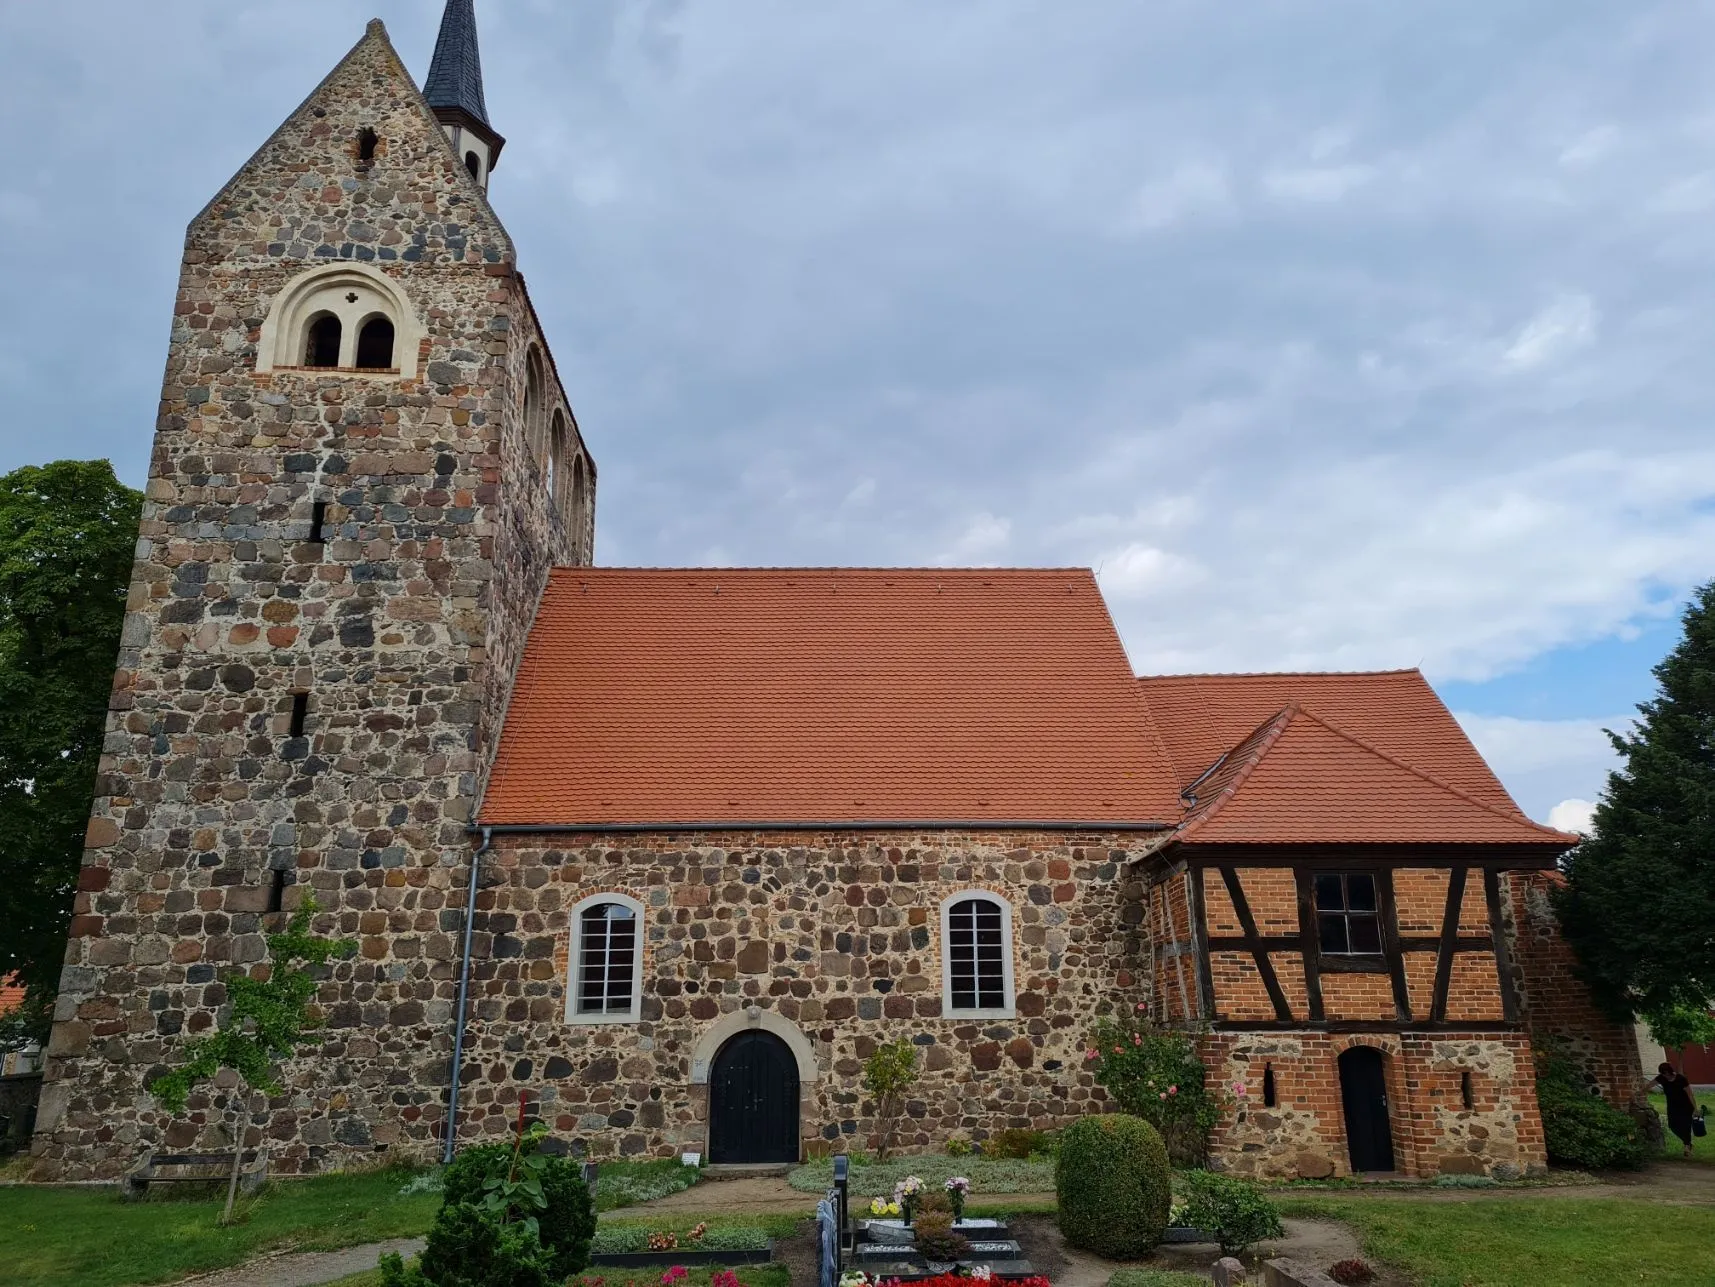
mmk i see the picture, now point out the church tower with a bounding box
[33,7,594,1177]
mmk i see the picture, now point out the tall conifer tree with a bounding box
[1557,581,1715,1024]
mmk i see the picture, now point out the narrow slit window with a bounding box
[288,692,308,739]
[465,151,482,180]
[946,896,1007,1011]
[575,902,638,1016]
[1263,1063,1277,1108]
[304,314,341,368]
[357,128,379,162]
[266,868,286,915]
[1314,872,1382,955]
[1460,1069,1474,1110]
[309,500,328,544]
[355,317,395,369]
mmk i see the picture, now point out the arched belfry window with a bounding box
[523,349,547,468]
[940,891,1015,1017]
[304,315,341,368]
[466,152,482,180]
[355,316,396,370]
[548,411,568,508]
[570,454,590,556]
[256,263,421,380]
[568,893,644,1024]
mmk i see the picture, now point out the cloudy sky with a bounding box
[4,1,1713,826]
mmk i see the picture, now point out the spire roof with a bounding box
[424,0,492,128]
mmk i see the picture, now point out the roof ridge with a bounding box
[551,566,1099,575]
[1291,706,1577,842]
[1138,668,1423,680]
[1174,704,1299,840]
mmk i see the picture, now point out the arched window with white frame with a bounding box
[940,891,1015,1018]
[255,263,421,380]
[568,893,644,1023]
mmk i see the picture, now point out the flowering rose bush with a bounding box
[1081,1010,1218,1165]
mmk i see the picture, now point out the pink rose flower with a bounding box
[1168,1085,1178,1095]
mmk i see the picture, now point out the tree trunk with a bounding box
[221,1092,246,1226]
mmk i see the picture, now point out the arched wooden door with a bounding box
[708,1030,799,1163]
[1339,1046,1396,1172]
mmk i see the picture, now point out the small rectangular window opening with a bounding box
[1263,1063,1277,1108]
[358,128,379,162]
[266,867,287,915]
[308,501,328,544]
[288,692,309,739]
[1314,872,1383,956]
[1460,1068,1474,1110]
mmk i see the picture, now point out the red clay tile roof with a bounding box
[482,568,1183,826]
[0,975,25,1015]
[1137,669,1522,814]
[1172,704,1578,847]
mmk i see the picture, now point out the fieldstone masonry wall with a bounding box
[32,23,590,1180]
[447,831,1149,1158]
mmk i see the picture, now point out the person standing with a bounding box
[1653,1062,1700,1159]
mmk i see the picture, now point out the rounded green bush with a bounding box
[441,1142,596,1278]
[1054,1113,1172,1258]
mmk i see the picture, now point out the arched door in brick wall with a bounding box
[1339,1046,1396,1173]
[708,1030,800,1164]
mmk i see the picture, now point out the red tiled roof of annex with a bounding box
[482,568,1184,826]
[0,975,25,1015]
[1168,703,1577,847]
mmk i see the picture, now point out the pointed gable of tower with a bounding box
[187,18,512,267]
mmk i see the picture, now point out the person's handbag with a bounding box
[1694,1110,1709,1139]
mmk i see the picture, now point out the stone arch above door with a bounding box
[689,1007,820,1085]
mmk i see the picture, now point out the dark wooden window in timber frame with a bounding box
[574,902,638,1017]
[946,896,1007,1012]
[708,1029,799,1164]
[1315,872,1383,955]
[1339,1045,1396,1172]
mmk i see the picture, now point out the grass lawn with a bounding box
[1106,1271,1207,1287]
[788,1154,1055,1195]
[594,1158,703,1210]
[0,1167,440,1287]
[325,1268,792,1287]
[1279,1196,1715,1287]
[1649,1089,1715,1164]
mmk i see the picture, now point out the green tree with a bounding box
[149,898,353,1223]
[862,1037,918,1161]
[0,460,141,1043]
[1557,581,1715,1024]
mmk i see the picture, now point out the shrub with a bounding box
[1329,1259,1375,1285]
[1176,1170,1283,1256]
[380,1202,556,1287]
[863,1039,919,1161]
[912,1210,971,1264]
[987,1127,1052,1160]
[1534,1045,1648,1170]
[438,1135,596,1278]
[1081,1015,1218,1166]
[946,1135,973,1157]
[1054,1114,1172,1258]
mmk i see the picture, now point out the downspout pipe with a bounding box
[443,823,493,1165]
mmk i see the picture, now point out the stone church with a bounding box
[33,4,1639,1182]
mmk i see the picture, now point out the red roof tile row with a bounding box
[0,975,25,1016]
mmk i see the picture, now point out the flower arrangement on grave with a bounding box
[911,1210,971,1269]
[943,1176,970,1222]
[893,1175,926,1224]
[868,1196,903,1217]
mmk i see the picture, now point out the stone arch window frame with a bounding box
[255,262,422,380]
[522,348,548,473]
[566,891,646,1025]
[939,889,1017,1019]
[548,409,569,512]
[352,310,398,371]
[568,451,590,557]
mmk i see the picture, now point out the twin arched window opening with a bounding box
[304,314,395,370]
[257,265,419,380]
[568,894,644,1023]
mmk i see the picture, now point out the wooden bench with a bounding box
[123,1150,268,1201]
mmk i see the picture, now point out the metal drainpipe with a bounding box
[443,824,493,1164]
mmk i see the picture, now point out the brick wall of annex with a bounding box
[1504,871,1644,1107]
[31,25,587,1181]
[448,831,1152,1159]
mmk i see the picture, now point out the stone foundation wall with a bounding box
[1203,1029,1547,1180]
[447,830,1152,1159]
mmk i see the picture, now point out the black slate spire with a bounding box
[424,0,491,126]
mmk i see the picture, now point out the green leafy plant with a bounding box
[147,896,353,1224]
[945,1136,973,1157]
[1081,1013,1219,1165]
[862,1038,919,1161]
[1054,1113,1172,1258]
[985,1128,1052,1160]
[1177,1170,1284,1255]
[439,1129,595,1279]
[380,1201,556,1287]
[1534,1044,1648,1170]
[1644,1002,1715,1055]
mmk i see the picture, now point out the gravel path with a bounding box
[173,1237,421,1287]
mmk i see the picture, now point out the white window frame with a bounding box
[940,890,1016,1019]
[254,262,422,380]
[566,892,645,1024]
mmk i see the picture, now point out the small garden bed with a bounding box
[592,1222,774,1267]
[788,1155,1055,1195]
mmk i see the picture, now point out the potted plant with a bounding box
[944,1176,970,1223]
[894,1175,925,1225]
